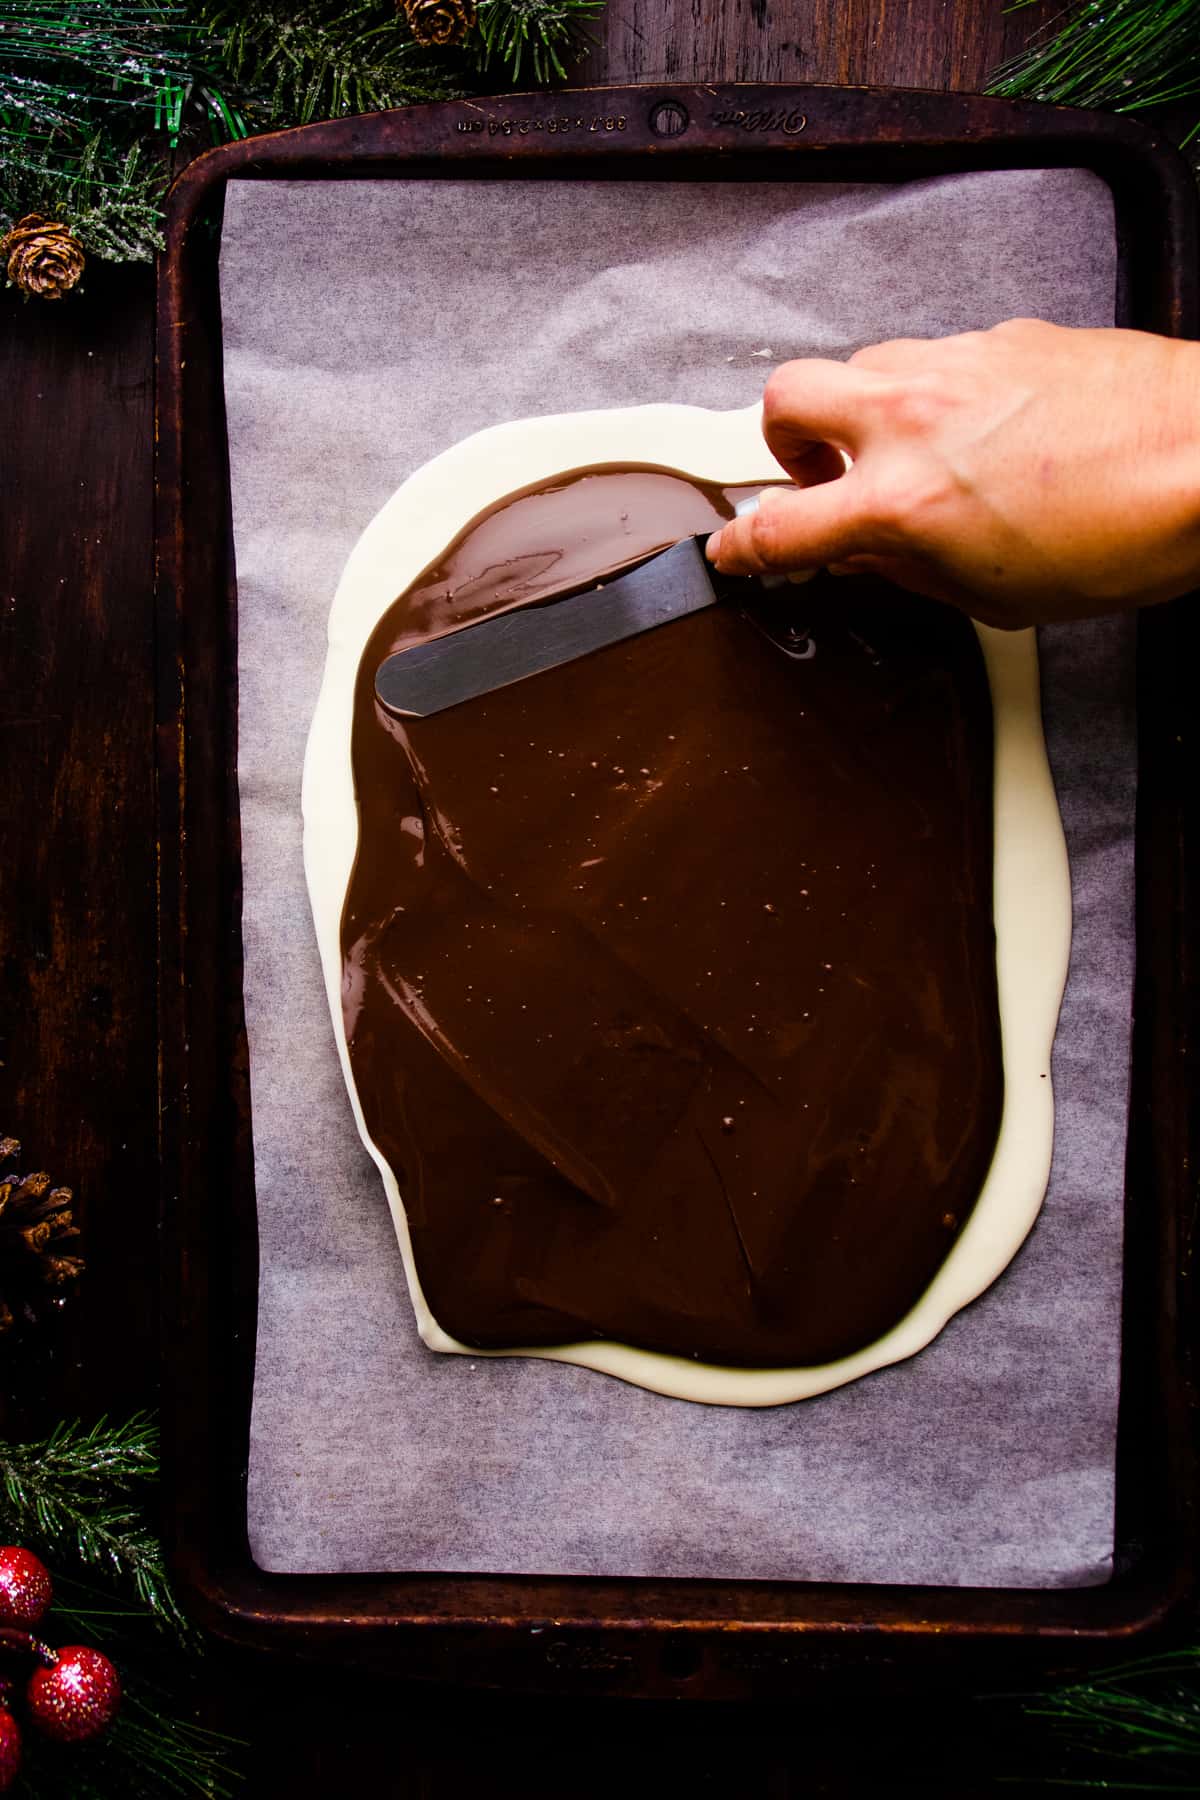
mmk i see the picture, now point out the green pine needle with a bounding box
[12,1699,245,1800]
[0,0,609,263]
[103,1697,246,1799]
[473,0,603,84]
[1025,1649,1200,1771]
[0,138,165,260]
[10,1701,244,1800]
[989,0,1200,144]
[0,1414,246,1797]
[0,0,243,259]
[53,140,169,261]
[48,1566,179,1643]
[0,1411,159,1492]
[196,1,464,125]
[0,1414,191,1642]
[0,0,243,143]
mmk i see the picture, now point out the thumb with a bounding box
[706,474,874,576]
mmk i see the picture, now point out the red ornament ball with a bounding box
[0,1710,19,1792]
[27,1646,120,1743]
[0,1548,51,1628]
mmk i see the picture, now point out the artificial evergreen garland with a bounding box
[0,0,605,282]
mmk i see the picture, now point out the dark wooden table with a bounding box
[7,2,1165,1792]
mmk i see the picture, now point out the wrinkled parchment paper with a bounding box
[220,170,1130,1584]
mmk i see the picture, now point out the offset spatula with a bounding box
[376,536,726,720]
[375,515,815,721]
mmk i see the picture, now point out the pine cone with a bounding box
[1,215,85,301]
[400,0,477,48]
[0,1137,84,1335]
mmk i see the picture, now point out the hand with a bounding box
[707,319,1200,628]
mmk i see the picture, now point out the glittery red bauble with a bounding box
[0,1710,19,1792]
[0,1548,51,1628]
[27,1646,120,1743]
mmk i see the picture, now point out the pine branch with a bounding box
[0,128,172,261]
[1,1412,159,1488]
[18,136,168,260]
[0,1415,191,1642]
[104,1696,246,1799]
[988,0,1200,144]
[0,1,242,144]
[0,0,243,260]
[1023,1649,1200,1775]
[473,0,603,83]
[11,1694,245,1800]
[196,0,465,126]
[1,0,612,267]
[0,1413,245,1793]
[48,1569,168,1643]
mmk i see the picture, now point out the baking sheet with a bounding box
[220,169,1130,1586]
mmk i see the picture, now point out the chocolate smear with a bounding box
[341,467,1002,1368]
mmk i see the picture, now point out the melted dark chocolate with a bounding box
[341,467,1002,1368]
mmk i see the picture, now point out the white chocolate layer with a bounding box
[302,403,1071,1406]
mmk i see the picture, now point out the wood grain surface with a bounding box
[0,261,159,1430]
[0,3,1148,1794]
[575,0,1055,88]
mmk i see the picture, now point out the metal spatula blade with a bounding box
[375,535,719,720]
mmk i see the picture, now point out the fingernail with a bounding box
[705,530,723,561]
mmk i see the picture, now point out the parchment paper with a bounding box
[220,170,1131,1585]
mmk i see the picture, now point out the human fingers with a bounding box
[783,441,847,489]
[759,358,882,472]
[847,337,937,372]
[707,473,872,575]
